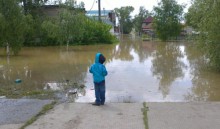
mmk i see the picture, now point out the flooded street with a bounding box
[1,35,220,102]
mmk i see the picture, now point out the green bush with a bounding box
[42,11,116,45]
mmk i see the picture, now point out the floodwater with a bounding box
[1,35,220,102]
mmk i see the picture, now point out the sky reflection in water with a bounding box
[78,41,192,102]
[77,37,220,102]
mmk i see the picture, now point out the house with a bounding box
[41,5,60,17]
[41,5,86,18]
[86,10,117,34]
[86,10,116,24]
[142,16,154,37]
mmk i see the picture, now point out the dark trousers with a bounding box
[94,80,105,104]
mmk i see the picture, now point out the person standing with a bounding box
[89,53,108,106]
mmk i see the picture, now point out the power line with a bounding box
[87,0,96,12]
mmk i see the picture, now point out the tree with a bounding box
[0,0,29,55]
[42,2,115,45]
[186,0,220,71]
[18,0,51,46]
[114,6,134,34]
[133,6,150,36]
[153,0,184,41]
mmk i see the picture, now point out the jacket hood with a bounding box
[95,53,101,63]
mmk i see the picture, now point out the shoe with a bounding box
[92,103,100,106]
[100,103,104,105]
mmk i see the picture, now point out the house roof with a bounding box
[41,5,59,9]
[143,16,153,23]
[86,10,113,16]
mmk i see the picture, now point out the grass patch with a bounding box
[142,102,149,129]
[19,101,57,129]
[142,34,152,41]
[0,89,56,99]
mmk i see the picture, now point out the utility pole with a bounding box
[98,0,101,22]
[103,8,105,19]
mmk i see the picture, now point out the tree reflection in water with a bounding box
[113,34,155,62]
[184,43,220,101]
[151,42,186,98]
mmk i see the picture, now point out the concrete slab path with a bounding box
[2,102,220,129]
[26,103,145,129]
[147,102,220,129]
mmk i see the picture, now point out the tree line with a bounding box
[118,0,220,71]
[116,0,184,41]
[0,0,185,55]
[0,0,116,55]
[185,0,220,71]
[116,0,220,71]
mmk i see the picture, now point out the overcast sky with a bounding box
[78,0,192,15]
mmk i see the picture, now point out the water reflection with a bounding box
[151,42,186,98]
[184,44,220,101]
[43,81,86,102]
[113,37,135,61]
[1,36,220,102]
[0,47,90,98]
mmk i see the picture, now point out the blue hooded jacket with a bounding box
[89,53,108,83]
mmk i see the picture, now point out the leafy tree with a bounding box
[42,9,83,45]
[18,0,51,46]
[186,0,220,71]
[153,0,184,41]
[133,6,150,35]
[0,0,29,55]
[184,2,201,29]
[42,6,116,45]
[114,6,134,34]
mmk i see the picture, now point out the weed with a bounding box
[19,101,57,129]
[142,102,149,129]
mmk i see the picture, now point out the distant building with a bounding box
[142,16,154,33]
[41,5,86,18]
[86,10,117,33]
[142,16,155,38]
[41,5,60,17]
